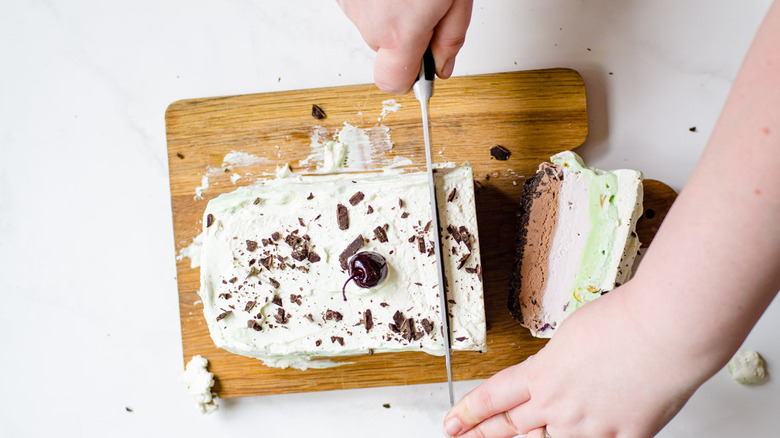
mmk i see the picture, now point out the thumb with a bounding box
[373,38,430,94]
[431,0,473,79]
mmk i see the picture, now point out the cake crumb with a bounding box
[727,349,768,385]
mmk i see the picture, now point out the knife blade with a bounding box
[412,46,455,407]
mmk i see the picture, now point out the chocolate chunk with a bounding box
[274,308,289,324]
[447,187,457,202]
[269,278,280,289]
[285,234,301,248]
[490,145,511,160]
[349,191,365,206]
[271,231,281,241]
[307,251,321,263]
[401,212,410,219]
[259,256,273,269]
[373,226,388,243]
[312,104,326,119]
[216,310,231,321]
[421,318,433,335]
[271,294,283,306]
[363,309,373,332]
[331,336,344,346]
[244,301,256,312]
[366,205,374,214]
[337,204,349,230]
[307,192,314,200]
[206,214,214,227]
[447,224,462,243]
[291,245,309,261]
[325,309,343,322]
[339,235,365,270]
[417,236,426,254]
[261,238,271,246]
[246,240,258,252]
[247,320,262,331]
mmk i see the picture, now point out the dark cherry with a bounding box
[342,251,388,301]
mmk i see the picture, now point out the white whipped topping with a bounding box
[180,355,218,414]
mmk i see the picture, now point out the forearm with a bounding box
[629,0,780,379]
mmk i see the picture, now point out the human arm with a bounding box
[443,1,780,436]
[336,0,473,94]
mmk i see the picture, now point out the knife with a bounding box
[412,46,455,407]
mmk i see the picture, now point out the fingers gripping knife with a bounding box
[412,47,455,407]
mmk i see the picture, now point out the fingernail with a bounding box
[439,58,455,79]
[443,417,462,436]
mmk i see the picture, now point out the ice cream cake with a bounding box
[198,164,486,369]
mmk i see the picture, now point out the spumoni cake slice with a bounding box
[509,151,643,338]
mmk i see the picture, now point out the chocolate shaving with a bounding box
[298,217,306,227]
[247,320,262,331]
[424,220,432,232]
[339,235,364,270]
[373,226,388,243]
[465,267,478,274]
[315,339,322,346]
[337,204,349,230]
[269,278,281,289]
[290,294,303,305]
[271,231,281,241]
[489,145,511,160]
[228,277,238,284]
[291,243,309,261]
[331,336,344,346]
[261,238,271,246]
[244,301,256,312]
[218,293,231,299]
[398,199,404,208]
[246,240,258,252]
[311,104,326,119]
[447,187,457,202]
[366,205,374,214]
[417,236,426,254]
[457,253,471,270]
[206,214,214,227]
[216,310,231,321]
[307,192,314,200]
[271,294,283,306]
[455,336,467,342]
[408,235,416,243]
[401,212,410,219]
[349,191,365,206]
[176,152,185,159]
[254,197,261,205]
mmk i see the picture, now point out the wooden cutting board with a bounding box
[166,68,676,398]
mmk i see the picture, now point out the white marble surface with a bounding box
[1,0,777,436]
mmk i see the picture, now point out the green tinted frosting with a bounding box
[550,152,619,313]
